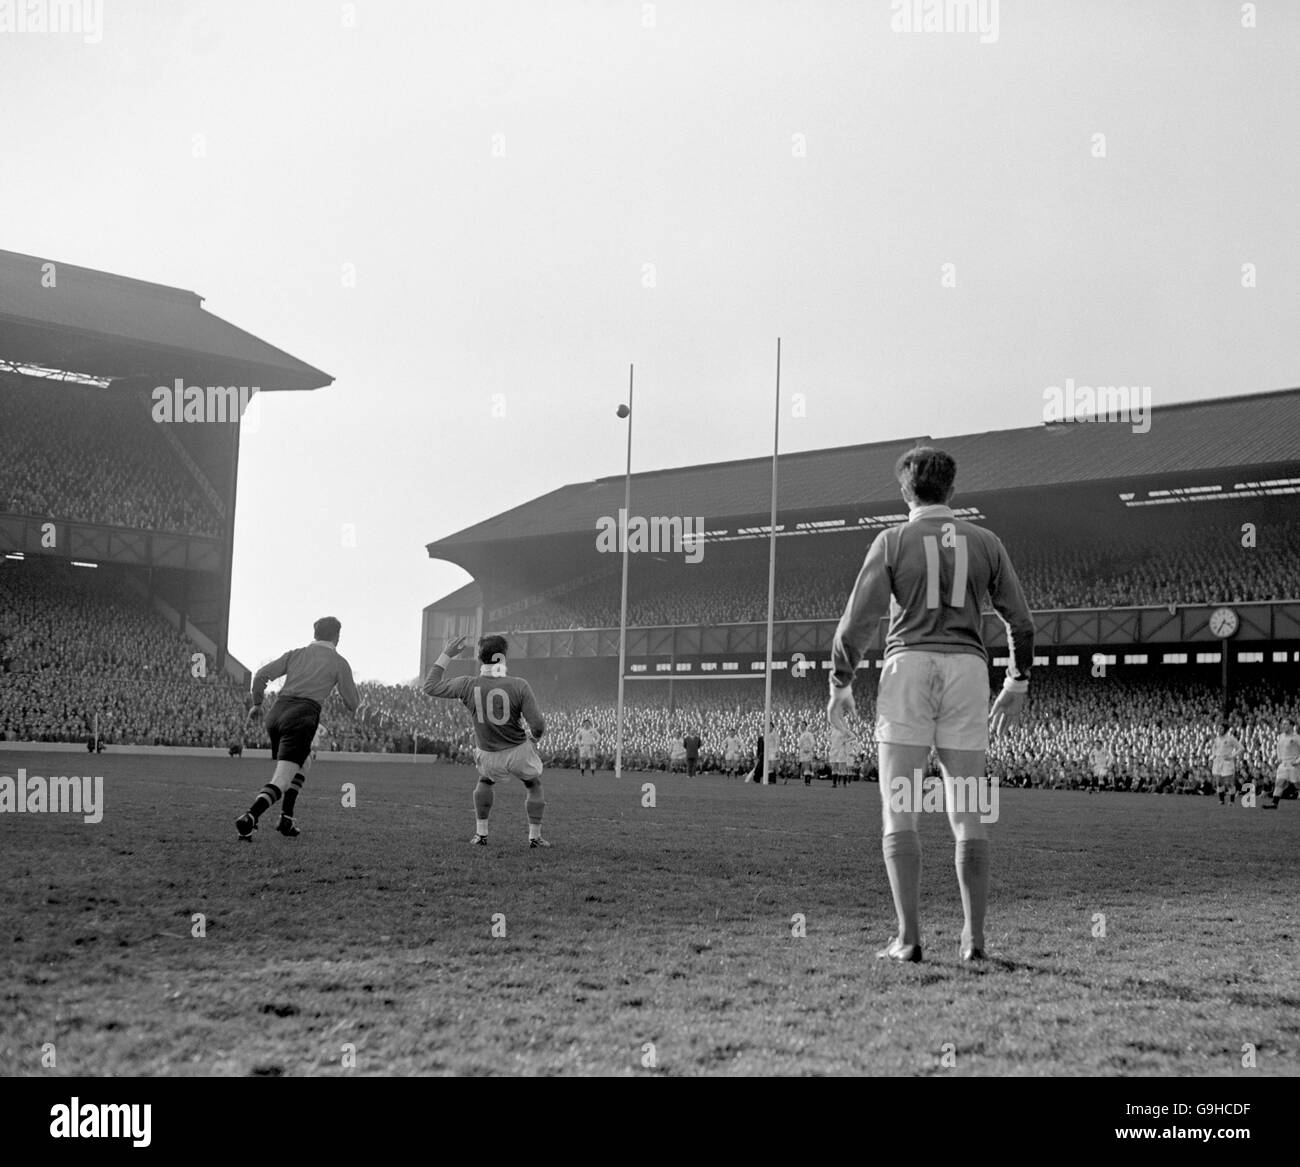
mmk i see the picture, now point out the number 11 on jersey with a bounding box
[922,533,968,609]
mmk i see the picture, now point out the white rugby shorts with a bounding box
[476,739,544,783]
[875,651,990,752]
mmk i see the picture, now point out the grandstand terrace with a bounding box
[0,249,331,746]
[423,387,1300,726]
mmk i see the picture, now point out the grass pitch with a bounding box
[1,753,1297,1076]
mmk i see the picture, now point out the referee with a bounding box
[235,616,362,840]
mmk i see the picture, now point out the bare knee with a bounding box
[879,769,921,836]
[947,811,988,842]
[882,808,919,837]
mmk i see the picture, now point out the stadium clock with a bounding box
[1208,606,1239,638]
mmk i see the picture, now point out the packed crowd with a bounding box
[0,565,496,754]
[503,513,1300,630]
[311,681,474,756]
[0,378,222,536]
[2,562,1295,797]
[0,563,248,746]
[523,671,1300,793]
[986,672,1297,793]
[4,545,1297,800]
[1006,520,1300,610]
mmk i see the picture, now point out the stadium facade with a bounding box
[423,389,1300,705]
[0,249,330,695]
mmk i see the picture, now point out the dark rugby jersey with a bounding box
[831,504,1034,688]
[253,640,360,710]
[423,663,546,752]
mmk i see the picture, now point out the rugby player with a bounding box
[235,616,361,841]
[828,447,1034,963]
[423,633,550,848]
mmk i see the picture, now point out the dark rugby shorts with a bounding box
[265,696,321,766]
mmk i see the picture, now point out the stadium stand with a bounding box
[2,549,1295,797]
[0,560,247,746]
[1,247,335,746]
[0,560,471,754]
[0,376,223,537]
[500,513,1300,631]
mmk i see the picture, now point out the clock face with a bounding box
[1209,607,1239,638]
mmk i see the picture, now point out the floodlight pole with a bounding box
[762,339,781,785]
[615,365,634,779]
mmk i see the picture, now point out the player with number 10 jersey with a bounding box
[422,633,551,848]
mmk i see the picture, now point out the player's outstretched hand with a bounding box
[444,634,469,659]
[988,688,1026,737]
[246,703,262,723]
[826,685,854,734]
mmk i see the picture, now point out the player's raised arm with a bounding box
[251,650,292,707]
[830,532,891,689]
[422,635,471,699]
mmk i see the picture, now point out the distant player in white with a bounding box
[797,723,816,786]
[669,736,686,774]
[766,726,782,783]
[1087,739,1112,793]
[721,728,744,778]
[576,718,599,777]
[830,724,852,787]
[1211,720,1243,805]
[1267,717,1300,809]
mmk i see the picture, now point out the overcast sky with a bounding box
[4,0,1298,682]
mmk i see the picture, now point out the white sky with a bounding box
[3,0,1298,682]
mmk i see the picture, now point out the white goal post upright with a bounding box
[615,364,634,779]
[761,338,781,785]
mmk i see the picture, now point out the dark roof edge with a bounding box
[0,249,203,304]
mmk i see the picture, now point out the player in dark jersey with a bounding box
[236,616,362,841]
[422,633,550,848]
[828,446,1034,964]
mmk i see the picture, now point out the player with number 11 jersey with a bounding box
[828,445,1035,966]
